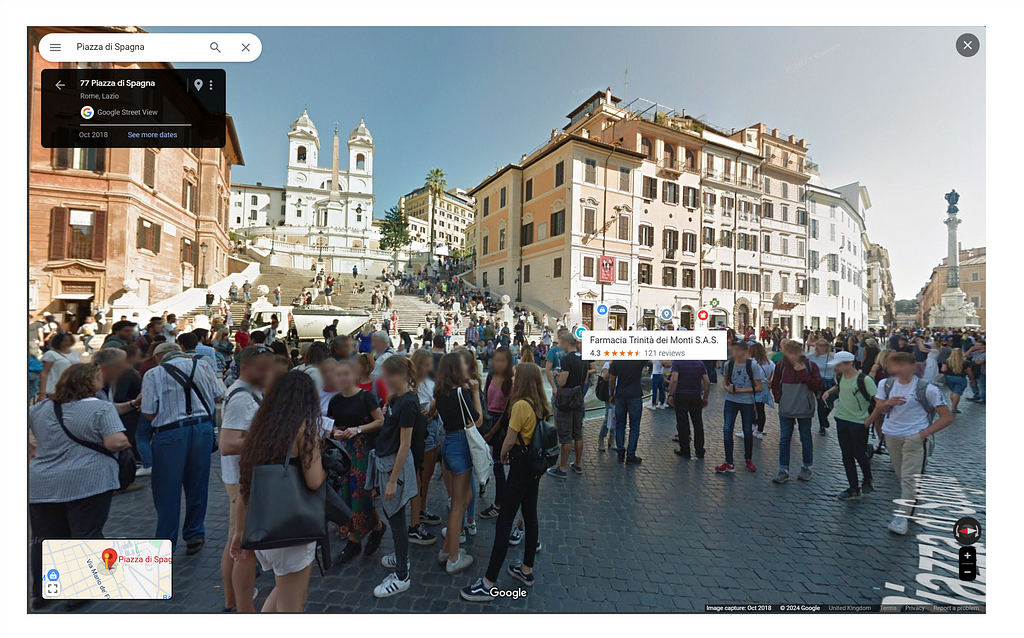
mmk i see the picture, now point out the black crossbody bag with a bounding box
[53,401,136,492]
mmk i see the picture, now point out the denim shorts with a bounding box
[424,417,442,451]
[441,428,473,474]
[945,375,968,395]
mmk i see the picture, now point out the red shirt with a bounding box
[358,377,389,406]
[235,330,250,348]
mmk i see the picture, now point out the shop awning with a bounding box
[53,293,95,300]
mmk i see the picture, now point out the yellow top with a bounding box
[508,399,538,446]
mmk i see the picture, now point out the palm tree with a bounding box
[424,167,447,267]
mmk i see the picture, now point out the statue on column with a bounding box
[944,189,959,214]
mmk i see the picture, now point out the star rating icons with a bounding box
[603,350,638,357]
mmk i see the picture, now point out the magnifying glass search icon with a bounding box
[210,42,221,53]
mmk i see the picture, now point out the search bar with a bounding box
[39,33,262,63]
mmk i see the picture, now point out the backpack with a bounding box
[882,377,937,423]
[595,374,610,402]
[837,372,874,410]
[516,399,559,477]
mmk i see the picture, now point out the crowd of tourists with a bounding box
[28,256,984,610]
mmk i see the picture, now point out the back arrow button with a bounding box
[55,80,64,90]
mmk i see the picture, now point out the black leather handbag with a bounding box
[241,455,327,550]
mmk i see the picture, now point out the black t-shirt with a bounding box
[327,390,377,429]
[376,391,421,458]
[560,351,584,388]
[435,386,480,433]
[951,334,963,348]
[609,360,647,400]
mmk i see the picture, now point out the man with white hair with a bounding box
[371,330,396,386]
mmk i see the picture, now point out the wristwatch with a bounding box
[356,426,363,435]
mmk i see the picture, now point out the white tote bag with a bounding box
[459,388,493,489]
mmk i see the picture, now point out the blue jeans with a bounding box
[243,291,251,302]
[151,418,214,548]
[205,304,213,317]
[651,374,666,406]
[614,396,643,457]
[723,401,754,465]
[136,415,153,468]
[778,416,813,471]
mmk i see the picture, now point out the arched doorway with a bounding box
[735,304,750,333]
[680,305,695,329]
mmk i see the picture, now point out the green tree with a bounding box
[425,167,447,265]
[378,205,411,272]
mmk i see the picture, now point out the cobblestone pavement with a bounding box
[65,380,985,613]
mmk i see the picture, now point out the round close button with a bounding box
[953,516,982,545]
[957,33,979,58]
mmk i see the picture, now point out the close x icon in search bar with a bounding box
[39,33,262,63]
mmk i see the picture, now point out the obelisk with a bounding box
[326,123,344,226]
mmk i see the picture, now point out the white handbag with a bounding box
[459,388,493,489]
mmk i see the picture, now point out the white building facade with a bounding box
[805,178,870,331]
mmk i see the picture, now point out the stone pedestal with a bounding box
[928,287,980,329]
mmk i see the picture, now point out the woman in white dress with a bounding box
[37,332,81,401]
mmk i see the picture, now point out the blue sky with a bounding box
[149,26,985,299]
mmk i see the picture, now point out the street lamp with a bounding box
[317,230,325,265]
[270,226,276,255]
[199,242,209,288]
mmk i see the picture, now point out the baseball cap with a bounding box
[832,351,856,364]
[154,342,182,357]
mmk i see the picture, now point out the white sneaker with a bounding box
[445,549,474,575]
[753,432,765,440]
[888,516,910,535]
[373,571,411,598]
[465,522,477,536]
[380,552,410,571]
[135,466,152,477]
[736,430,745,438]
[442,526,466,544]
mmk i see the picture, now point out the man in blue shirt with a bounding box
[715,341,764,474]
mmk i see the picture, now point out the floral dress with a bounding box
[327,390,382,542]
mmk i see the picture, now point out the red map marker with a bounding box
[101,548,118,570]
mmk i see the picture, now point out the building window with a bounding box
[810,278,820,295]
[828,253,839,272]
[297,146,307,162]
[639,263,653,284]
[181,238,197,265]
[762,201,774,219]
[663,144,675,167]
[797,239,806,258]
[663,228,679,254]
[682,232,697,253]
[797,208,807,225]
[721,271,733,290]
[971,272,979,281]
[662,267,677,287]
[720,229,733,248]
[638,224,654,247]
[136,217,161,253]
[810,218,819,239]
[521,222,534,246]
[483,196,490,217]
[642,176,658,200]
[482,272,488,287]
[555,161,565,187]
[781,205,789,222]
[250,195,258,206]
[500,187,507,208]
[764,177,771,194]
[782,182,789,199]
[584,158,597,184]
[523,265,531,283]
[550,210,565,237]
[641,137,654,159]
[483,236,489,255]
[498,228,506,250]
[703,227,716,246]
[356,154,366,170]
[499,268,505,286]
[583,256,595,278]
[763,274,772,293]
[684,187,698,208]
[250,210,257,221]
[682,268,696,288]
[781,274,789,293]
[780,237,789,255]
[52,147,106,172]
[762,233,771,253]
[971,296,980,306]
[619,167,630,192]
[583,207,596,234]
[702,268,716,289]
[617,214,630,241]
[182,178,198,214]
[618,261,629,281]
[143,149,157,188]
[553,258,562,278]
[662,181,679,204]
[525,178,534,201]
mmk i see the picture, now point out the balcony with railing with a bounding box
[773,291,807,308]
[702,204,715,218]
[663,248,679,262]
[657,158,683,177]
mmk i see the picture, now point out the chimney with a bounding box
[256,182,262,187]
[551,128,558,140]
[772,128,780,137]
[606,87,612,102]
[788,134,796,143]
[799,138,806,148]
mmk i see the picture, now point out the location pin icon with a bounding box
[193,79,203,92]
[102,548,118,570]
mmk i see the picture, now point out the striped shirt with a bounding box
[141,354,225,427]
[30,399,123,503]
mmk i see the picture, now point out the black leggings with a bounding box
[754,402,767,433]
[836,418,873,490]
[387,506,409,579]
[30,491,113,598]
[485,452,539,583]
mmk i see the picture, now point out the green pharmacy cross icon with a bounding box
[710,298,719,308]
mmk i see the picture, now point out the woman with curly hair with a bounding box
[328,360,387,562]
[229,370,326,612]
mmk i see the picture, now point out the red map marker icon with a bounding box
[101,548,118,570]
